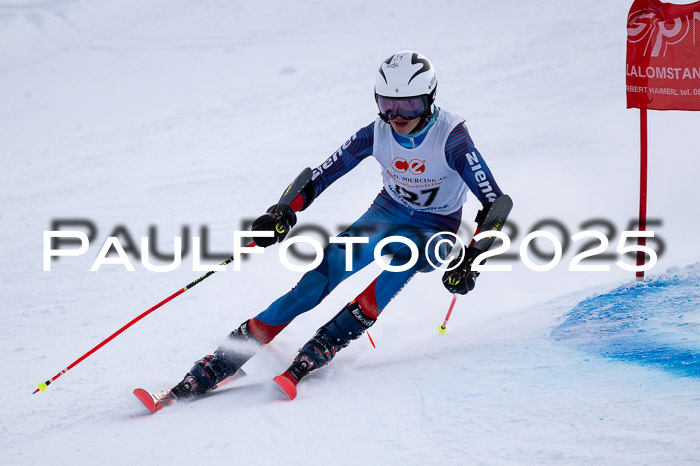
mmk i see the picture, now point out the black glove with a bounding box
[442,246,482,295]
[251,204,297,247]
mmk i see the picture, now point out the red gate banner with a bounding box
[626,0,700,110]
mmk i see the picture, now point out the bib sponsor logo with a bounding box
[391,157,408,172]
[408,159,426,175]
[391,157,426,175]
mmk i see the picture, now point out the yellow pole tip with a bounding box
[38,382,48,392]
[437,325,448,334]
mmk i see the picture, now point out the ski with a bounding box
[133,369,246,414]
[272,371,299,400]
[133,388,174,413]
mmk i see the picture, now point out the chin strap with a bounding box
[414,114,429,132]
[407,106,437,134]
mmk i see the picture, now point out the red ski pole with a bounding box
[438,225,483,334]
[33,168,312,394]
[32,252,249,394]
[32,251,255,395]
[437,294,458,334]
[438,194,513,334]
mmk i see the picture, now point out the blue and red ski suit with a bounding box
[248,108,503,342]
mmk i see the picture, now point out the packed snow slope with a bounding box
[1,0,700,464]
[554,263,700,378]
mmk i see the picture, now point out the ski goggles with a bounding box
[376,95,428,121]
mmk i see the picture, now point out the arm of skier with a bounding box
[305,121,375,206]
[445,122,503,207]
[252,122,375,247]
[442,122,513,294]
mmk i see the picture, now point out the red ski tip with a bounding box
[273,375,297,400]
[133,388,157,413]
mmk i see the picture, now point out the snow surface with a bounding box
[2,0,700,464]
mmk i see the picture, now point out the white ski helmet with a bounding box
[374,51,437,121]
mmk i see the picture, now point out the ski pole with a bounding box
[33,168,313,394]
[437,195,512,334]
[437,225,483,335]
[437,295,458,334]
[33,253,244,394]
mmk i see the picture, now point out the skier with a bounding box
[158,51,512,405]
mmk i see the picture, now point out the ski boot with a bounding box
[274,301,376,400]
[171,320,263,400]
